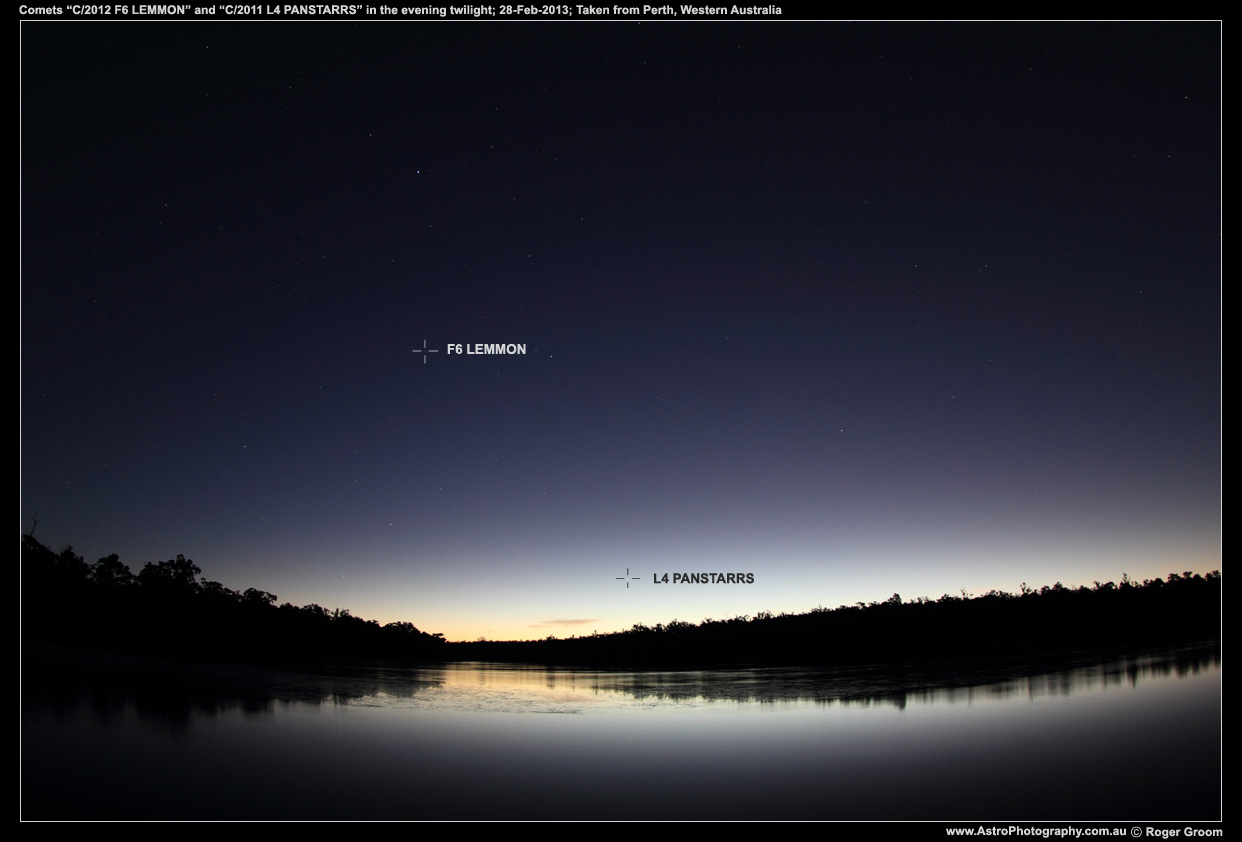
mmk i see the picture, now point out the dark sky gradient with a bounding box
[22,21,1220,640]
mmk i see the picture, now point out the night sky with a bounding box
[21,20,1220,642]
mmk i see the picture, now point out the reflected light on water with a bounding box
[22,643,1220,820]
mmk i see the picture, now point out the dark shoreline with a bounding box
[23,534,1220,670]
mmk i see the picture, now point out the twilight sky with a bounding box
[21,19,1220,641]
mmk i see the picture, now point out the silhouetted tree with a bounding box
[137,555,202,596]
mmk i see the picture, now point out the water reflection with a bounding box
[23,641,1221,721]
[22,642,1221,820]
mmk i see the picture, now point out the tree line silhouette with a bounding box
[22,533,1219,667]
[21,535,446,660]
[456,572,1221,666]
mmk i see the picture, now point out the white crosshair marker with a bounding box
[413,340,439,364]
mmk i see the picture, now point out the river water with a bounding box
[22,643,1221,820]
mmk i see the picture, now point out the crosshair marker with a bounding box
[616,568,641,588]
[413,340,439,364]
